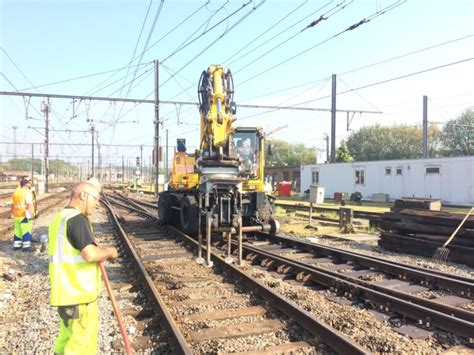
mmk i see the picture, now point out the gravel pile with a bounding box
[0,203,122,354]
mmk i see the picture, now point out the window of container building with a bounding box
[385,167,391,175]
[355,169,365,185]
[426,166,440,174]
[396,167,403,175]
[311,170,319,184]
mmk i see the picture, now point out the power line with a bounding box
[160,1,264,88]
[117,0,154,100]
[236,0,406,87]
[293,57,474,107]
[339,34,474,77]
[121,0,165,103]
[221,0,313,67]
[233,0,350,75]
[161,0,251,63]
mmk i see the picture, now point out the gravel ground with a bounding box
[241,266,466,353]
[0,203,121,354]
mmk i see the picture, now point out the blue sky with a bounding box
[1,0,473,169]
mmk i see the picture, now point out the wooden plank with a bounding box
[160,284,235,297]
[234,341,315,355]
[142,251,193,261]
[121,307,154,318]
[113,335,154,350]
[189,319,284,342]
[110,282,134,292]
[186,305,267,321]
[169,294,247,307]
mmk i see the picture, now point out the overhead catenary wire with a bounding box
[292,57,474,107]
[337,77,381,112]
[120,0,165,101]
[161,0,248,63]
[86,2,209,99]
[236,0,406,87]
[160,0,266,88]
[116,0,154,100]
[221,0,316,67]
[233,0,350,75]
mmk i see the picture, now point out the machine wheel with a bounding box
[158,193,173,223]
[180,195,199,235]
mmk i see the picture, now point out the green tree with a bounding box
[266,140,316,166]
[336,140,352,162]
[440,109,474,156]
[346,123,441,161]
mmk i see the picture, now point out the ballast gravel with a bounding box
[0,203,122,354]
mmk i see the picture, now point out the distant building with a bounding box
[265,165,300,192]
[1,170,32,181]
[301,156,474,205]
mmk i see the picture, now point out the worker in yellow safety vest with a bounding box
[11,178,35,251]
[49,181,118,354]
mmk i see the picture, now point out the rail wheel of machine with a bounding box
[180,195,199,235]
[158,193,173,223]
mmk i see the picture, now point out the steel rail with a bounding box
[242,240,473,322]
[107,194,369,354]
[101,194,193,355]
[167,227,369,355]
[238,242,474,338]
[257,232,474,291]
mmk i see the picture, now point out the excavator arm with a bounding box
[198,65,237,161]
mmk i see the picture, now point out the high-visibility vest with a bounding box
[11,187,33,218]
[49,208,101,306]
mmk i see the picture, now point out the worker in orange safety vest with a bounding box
[11,178,35,251]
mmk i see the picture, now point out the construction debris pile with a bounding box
[374,200,474,267]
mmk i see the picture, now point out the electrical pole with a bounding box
[90,124,95,177]
[56,154,59,183]
[165,129,169,181]
[325,134,330,163]
[140,145,143,178]
[122,155,124,182]
[154,59,160,196]
[97,132,101,179]
[423,95,428,159]
[41,99,50,192]
[31,144,34,181]
[330,74,336,163]
[12,126,17,164]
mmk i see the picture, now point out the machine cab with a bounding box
[233,127,265,191]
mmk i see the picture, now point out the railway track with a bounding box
[230,232,473,338]
[102,193,369,354]
[101,193,474,352]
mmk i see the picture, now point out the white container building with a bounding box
[300,156,474,205]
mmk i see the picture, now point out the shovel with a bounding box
[433,207,473,262]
